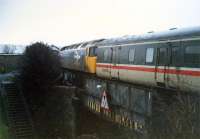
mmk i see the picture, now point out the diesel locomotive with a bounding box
[60,26,200,93]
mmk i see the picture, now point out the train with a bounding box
[60,26,200,93]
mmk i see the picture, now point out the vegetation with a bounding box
[0,95,9,139]
[151,91,200,139]
[0,67,5,73]
[0,66,16,74]
[2,45,16,54]
[19,42,61,112]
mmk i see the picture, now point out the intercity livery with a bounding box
[60,26,200,93]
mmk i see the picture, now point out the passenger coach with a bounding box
[96,27,200,93]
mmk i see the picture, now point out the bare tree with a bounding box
[2,45,16,54]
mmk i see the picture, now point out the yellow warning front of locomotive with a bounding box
[85,56,97,73]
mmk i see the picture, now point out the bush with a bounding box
[20,42,61,110]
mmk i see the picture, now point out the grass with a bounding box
[0,67,16,74]
[0,67,5,74]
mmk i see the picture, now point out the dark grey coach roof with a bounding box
[98,26,200,46]
[61,26,200,50]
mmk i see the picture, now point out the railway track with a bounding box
[3,81,34,139]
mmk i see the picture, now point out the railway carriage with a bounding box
[96,27,200,93]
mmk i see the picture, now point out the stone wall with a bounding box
[32,86,78,139]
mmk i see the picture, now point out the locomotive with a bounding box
[60,26,200,93]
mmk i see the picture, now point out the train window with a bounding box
[89,47,97,56]
[104,50,108,61]
[145,48,154,63]
[119,47,129,64]
[128,48,135,63]
[171,47,180,65]
[184,46,200,64]
[103,49,111,62]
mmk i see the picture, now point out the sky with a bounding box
[0,0,200,47]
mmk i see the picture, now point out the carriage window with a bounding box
[171,47,180,65]
[103,49,111,62]
[184,46,200,64]
[104,50,108,61]
[89,47,97,56]
[146,48,154,63]
[129,48,135,63]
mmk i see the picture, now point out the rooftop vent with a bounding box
[148,31,154,33]
[169,27,177,30]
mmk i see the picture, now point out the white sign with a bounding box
[101,91,109,110]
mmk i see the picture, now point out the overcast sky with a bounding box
[0,0,200,46]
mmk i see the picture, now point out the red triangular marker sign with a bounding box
[101,91,109,110]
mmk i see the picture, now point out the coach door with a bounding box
[111,47,119,79]
[155,45,169,87]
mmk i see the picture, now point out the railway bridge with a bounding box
[63,70,200,136]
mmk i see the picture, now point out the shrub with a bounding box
[20,42,61,110]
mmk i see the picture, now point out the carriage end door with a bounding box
[155,45,169,87]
